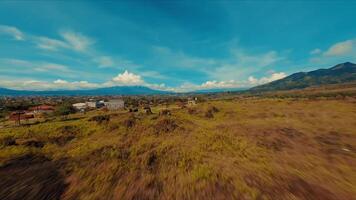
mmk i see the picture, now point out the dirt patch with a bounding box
[0,154,68,200]
[314,131,353,156]
[287,177,338,200]
[243,174,339,200]
[249,127,305,152]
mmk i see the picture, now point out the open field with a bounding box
[1,97,356,200]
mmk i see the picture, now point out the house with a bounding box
[9,111,34,125]
[72,103,87,110]
[86,101,98,108]
[187,98,197,106]
[105,99,125,111]
[29,105,55,114]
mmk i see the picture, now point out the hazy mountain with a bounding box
[0,86,170,96]
[193,88,248,93]
[250,62,356,92]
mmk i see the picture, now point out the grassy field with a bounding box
[0,97,356,199]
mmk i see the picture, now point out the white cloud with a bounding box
[35,36,69,51]
[112,70,144,85]
[35,30,93,52]
[310,48,321,55]
[60,30,93,52]
[248,72,287,85]
[323,40,354,56]
[0,77,101,91]
[0,25,24,40]
[34,63,72,73]
[94,56,114,68]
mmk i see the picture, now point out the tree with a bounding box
[54,103,75,119]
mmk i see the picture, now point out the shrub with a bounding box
[89,115,110,124]
[154,118,178,134]
[0,136,16,147]
[54,103,75,118]
[123,116,136,128]
[159,109,171,116]
[205,110,214,118]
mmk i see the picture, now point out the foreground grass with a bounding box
[0,97,355,200]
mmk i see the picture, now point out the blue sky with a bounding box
[0,1,355,91]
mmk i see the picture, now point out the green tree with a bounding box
[54,103,75,119]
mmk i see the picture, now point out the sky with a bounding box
[0,0,355,92]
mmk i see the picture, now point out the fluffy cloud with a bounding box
[0,25,24,40]
[323,40,354,56]
[112,70,144,85]
[248,72,287,85]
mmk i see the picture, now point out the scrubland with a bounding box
[0,97,356,200]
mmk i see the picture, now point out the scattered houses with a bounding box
[73,99,124,111]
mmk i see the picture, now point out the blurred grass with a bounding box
[0,96,355,199]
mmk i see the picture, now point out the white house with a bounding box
[105,99,125,110]
[86,101,98,108]
[72,103,87,110]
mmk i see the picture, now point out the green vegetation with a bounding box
[0,93,355,199]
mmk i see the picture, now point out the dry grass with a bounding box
[0,96,355,200]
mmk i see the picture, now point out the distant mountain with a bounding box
[0,86,170,96]
[250,62,356,92]
[193,88,247,93]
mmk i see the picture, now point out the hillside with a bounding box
[0,86,170,96]
[1,97,356,199]
[250,62,356,92]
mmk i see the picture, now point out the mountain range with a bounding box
[0,86,170,96]
[250,62,356,92]
[0,62,355,96]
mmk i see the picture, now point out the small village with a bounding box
[2,96,199,126]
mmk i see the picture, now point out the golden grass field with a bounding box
[0,96,356,200]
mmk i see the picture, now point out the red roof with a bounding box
[29,105,55,111]
[9,112,34,120]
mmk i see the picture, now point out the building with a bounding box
[105,99,125,111]
[86,101,98,108]
[29,105,55,114]
[72,103,87,110]
[187,98,197,106]
[9,111,34,125]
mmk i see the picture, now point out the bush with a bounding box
[205,110,214,118]
[0,136,16,147]
[154,118,178,134]
[89,115,110,124]
[54,103,75,118]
